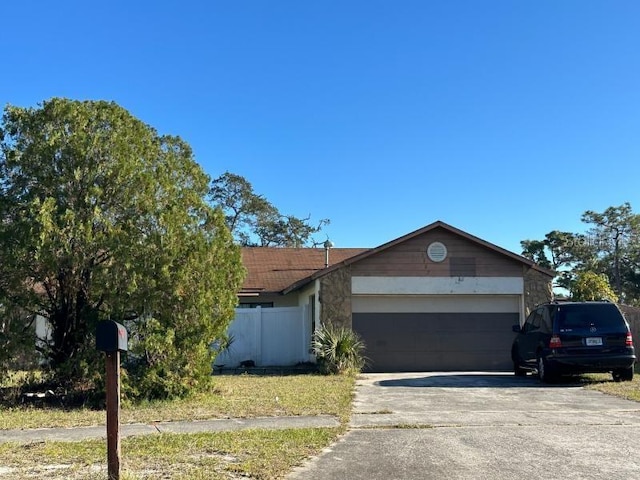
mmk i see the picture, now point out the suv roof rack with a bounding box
[538,299,614,308]
[550,299,612,303]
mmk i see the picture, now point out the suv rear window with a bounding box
[556,304,627,334]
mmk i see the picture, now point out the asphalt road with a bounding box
[288,372,640,480]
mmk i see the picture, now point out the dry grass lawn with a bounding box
[0,373,356,479]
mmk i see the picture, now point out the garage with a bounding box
[236,221,553,372]
[352,295,520,371]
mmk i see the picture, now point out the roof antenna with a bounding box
[323,239,334,268]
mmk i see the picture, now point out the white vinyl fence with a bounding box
[214,306,312,367]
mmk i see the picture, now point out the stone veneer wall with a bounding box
[523,268,554,316]
[319,266,352,329]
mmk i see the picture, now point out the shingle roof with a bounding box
[240,221,555,296]
[240,247,368,294]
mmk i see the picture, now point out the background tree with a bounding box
[520,230,594,291]
[581,203,640,298]
[521,203,640,304]
[0,98,245,399]
[571,271,619,302]
[210,171,329,247]
[208,172,275,246]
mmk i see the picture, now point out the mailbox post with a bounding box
[96,320,128,480]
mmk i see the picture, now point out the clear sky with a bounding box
[2,1,639,254]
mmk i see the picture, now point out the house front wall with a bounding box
[349,228,524,277]
[318,227,553,371]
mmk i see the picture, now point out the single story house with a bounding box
[223,220,554,372]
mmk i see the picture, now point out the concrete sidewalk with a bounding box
[0,415,341,444]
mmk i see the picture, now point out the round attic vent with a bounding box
[427,242,447,262]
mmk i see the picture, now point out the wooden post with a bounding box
[106,351,121,480]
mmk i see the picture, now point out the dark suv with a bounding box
[511,301,636,382]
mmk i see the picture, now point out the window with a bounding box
[557,304,626,333]
[523,311,536,333]
[531,308,544,331]
[524,308,543,333]
[540,307,552,334]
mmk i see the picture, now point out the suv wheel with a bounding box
[612,367,634,382]
[537,355,556,383]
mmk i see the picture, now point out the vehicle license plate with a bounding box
[586,337,603,346]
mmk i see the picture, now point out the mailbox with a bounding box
[96,320,128,353]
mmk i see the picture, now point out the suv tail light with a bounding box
[549,335,562,349]
[626,333,634,347]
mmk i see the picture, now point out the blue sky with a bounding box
[2,1,639,254]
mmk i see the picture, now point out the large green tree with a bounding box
[210,171,329,247]
[0,98,244,399]
[520,230,596,291]
[521,203,640,304]
[581,203,640,298]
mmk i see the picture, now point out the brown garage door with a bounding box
[352,312,518,372]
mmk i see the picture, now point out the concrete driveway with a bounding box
[288,372,640,480]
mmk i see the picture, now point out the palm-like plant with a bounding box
[312,324,367,375]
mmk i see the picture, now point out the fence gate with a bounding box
[214,306,311,367]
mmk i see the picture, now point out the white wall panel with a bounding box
[352,276,524,295]
[352,295,520,313]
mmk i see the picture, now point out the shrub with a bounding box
[571,271,619,302]
[312,324,367,375]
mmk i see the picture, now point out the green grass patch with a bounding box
[0,374,355,430]
[0,427,340,479]
[583,370,640,402]
[0,373,356,478]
